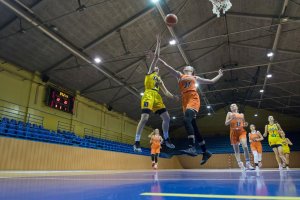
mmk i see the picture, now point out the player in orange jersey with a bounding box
[159,59,223,165]
[149,129,163,169]
[225,104,254,170]
[249,124,264,170]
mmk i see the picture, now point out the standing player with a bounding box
[281,132,293,170]
[249,124,264,170]
[133,35,177,152]
[263,116,286,170]
[159,58,223,165]
[149,129,163,170]
[225,104,254,170]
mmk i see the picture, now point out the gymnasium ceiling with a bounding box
[1,0,300,129]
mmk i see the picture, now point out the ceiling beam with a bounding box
[155,1,213,108]
[0,0,140,99]
[227,12,300,21]
[231,42,300,55]
[82,14,300,94]
[42,5,156,73]
[167,94,300,111]
[258,0,290,108]
[99,55,300,106]
[204,80,300,94]
[0,0,43,31]
[81,14,218,93]
[197,57,300,76]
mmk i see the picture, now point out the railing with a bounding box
[0,106,44,126]
[0,105,149,147]
[57,121,74,132]
[84,127,149,147]
[84,128,101,138]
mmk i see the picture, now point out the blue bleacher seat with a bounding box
[0,117,186,158]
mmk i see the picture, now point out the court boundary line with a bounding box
[140,192,300,200]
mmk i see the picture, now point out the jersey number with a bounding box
[184,81,191,88]
[237,122,241,127]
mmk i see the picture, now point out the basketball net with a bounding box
[209,0,232,17]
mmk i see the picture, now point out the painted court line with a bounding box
[1,177,300,181]
[140,193,300,200]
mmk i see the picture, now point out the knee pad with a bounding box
[141,114,149,123]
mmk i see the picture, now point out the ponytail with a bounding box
[148,131,155,138]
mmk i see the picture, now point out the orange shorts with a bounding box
[230,129,247,145]
[182,91,200,113]
[151,144,160,154]
[151,147,160,154]
[250,142,262,154]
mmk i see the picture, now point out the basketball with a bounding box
[165,14,178,27]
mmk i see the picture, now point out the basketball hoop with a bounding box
[209,0,232,17]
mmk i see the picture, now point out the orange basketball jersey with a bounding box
[250,131,260,142]
[151,135,161,149]
[230,113,245,130]
[178,74,197,94]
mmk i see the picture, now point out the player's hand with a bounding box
[218,69,223,77]
[231,113,236,120]
[263,133,267,137]
[146,50,154,59]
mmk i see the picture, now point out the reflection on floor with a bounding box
[0,169,299,200]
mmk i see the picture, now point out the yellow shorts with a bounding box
[141,90,165,113]
[282,145,290,154]
[268,136,282,147]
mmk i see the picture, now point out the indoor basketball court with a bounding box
[0,0,300,199]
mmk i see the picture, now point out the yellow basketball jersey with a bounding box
[268,124,280,138]
[144,72,161,91]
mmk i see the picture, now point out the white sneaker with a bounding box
[258,162,262,168]
[279,164,283,170]
[255,166,259,171]
[154,164,158,170]
[246,162,255,170]
[238,162,245,171]
[133,144,142,153]
[286,166,290,170]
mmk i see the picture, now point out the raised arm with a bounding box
[149,135,154,144]
[263,125,268,137]
[196,69,223,84]
[286,138,293,145]
[248,133,252,143]
[159,80,177,100]
[276,123,284,132]
[158,58,181,79]
[148,35,161,74]
[148,132,154,138]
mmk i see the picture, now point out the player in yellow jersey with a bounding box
[133,35,177,152]
[281,132,293,170]
[263,116,286,170]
